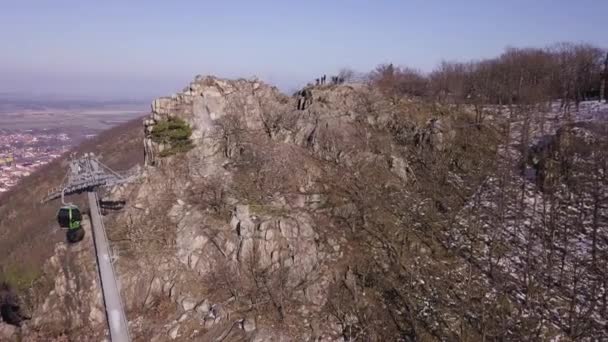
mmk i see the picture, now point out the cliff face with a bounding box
[109,77,392,340]
[105,76,466,341]
[7,75,605,341]
[19,218,106,341]
[0,76,484,341]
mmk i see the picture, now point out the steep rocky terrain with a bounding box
[1,76,606,341]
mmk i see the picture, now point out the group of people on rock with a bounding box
[315,75,327,86]
[314,74,345,86]
[331,76,345,85]
[296,73,348,111]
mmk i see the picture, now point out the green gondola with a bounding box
[57,204,82,229]
[57,205,85,243]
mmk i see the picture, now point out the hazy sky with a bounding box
[1,0,607,99]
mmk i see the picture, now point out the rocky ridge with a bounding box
[7,75,476,341]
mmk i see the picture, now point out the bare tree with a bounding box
[601,51,608,103]
[369,63,429,100]
[337,68,356,83]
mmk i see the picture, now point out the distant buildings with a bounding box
[0,131,72,192]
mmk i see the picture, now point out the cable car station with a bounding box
[43,153,135,342]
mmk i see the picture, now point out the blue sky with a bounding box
[1,0,607,99]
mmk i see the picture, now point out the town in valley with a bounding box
[0,96,145,193]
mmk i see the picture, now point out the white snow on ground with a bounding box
[447,100,608,339]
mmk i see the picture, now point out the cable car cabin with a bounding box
[57,205,82,229]
[57,205,85,243]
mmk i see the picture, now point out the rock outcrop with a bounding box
[7,71,608,341]
[0,322,17,340]
[17,218,107,341]
[110,77,393,339]
[17,76,460,341]
[144,76,289,168]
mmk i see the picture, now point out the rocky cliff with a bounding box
[109,77,398,340]
[4,75,604,341]
[0,76,488,341]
